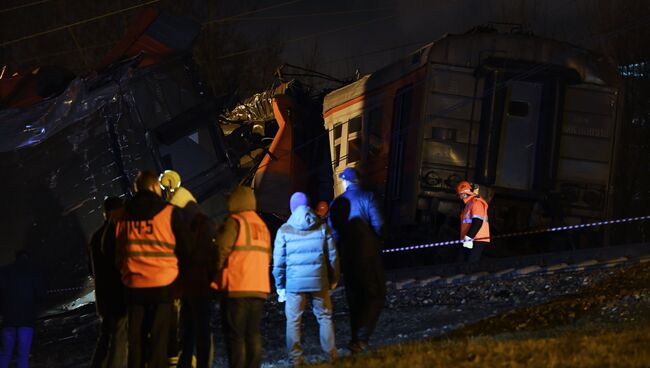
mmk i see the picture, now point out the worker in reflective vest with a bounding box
[112,170,193,368]
[211,186,270,368]
[456,180,490,262]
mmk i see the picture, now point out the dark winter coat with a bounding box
[329,184,383,241]
[88,220,126,317]
[177,201,217,298]
[328,184,386,298]
[273,205,339,293]
[108,190,194,304]
[0,257,45,327]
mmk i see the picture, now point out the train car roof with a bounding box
[324,28,620,114]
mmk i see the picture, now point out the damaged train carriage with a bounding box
[323,27,623,258]
[0,60,235,298]
[221,80,333,221]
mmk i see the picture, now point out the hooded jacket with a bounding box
[273,205,339,293]
[214,186,255,272]
[213,186,271,298]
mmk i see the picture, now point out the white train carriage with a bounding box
[323,27,623,249]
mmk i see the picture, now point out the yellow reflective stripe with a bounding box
[126,251,176,257]
[126,239,175,249]
[232,245,271,254]
[244,220,252,246]
[232,214,252,246]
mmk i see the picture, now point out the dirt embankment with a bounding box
[29,262,650,367]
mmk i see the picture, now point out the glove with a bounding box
[462,236,474,249]
[277,288,286,303]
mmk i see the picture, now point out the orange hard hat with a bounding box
[316,201,329,217]
[455,180,473,195]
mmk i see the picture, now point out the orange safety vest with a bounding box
[460,196,490,243]
[114,205,179,288]
[211,211,271,297]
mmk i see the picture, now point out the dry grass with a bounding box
[314,323,650,367]
[314,263,650,367]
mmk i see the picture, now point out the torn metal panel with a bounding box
[221,80,333,215]
[0,61,136,152]
[0,57,236,304]
[220,81,306,124]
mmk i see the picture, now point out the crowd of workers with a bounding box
[0,166,489,368]
[83,166,388,368]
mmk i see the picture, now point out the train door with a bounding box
[495,81,543,190]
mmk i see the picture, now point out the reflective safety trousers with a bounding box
[460,196,490,243]
[212,211,271,297]
[115,205,178,288]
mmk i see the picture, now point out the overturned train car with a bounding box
[323,28,623,257]
[0,57,235,293]
[0,9,239,297]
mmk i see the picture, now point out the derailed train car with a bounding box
[323,27,623,255]
[0,10,236,295]
[220,80,333,218]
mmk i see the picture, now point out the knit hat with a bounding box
[289,192,309,213]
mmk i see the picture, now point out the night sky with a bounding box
[239,0,593,78]
[0,0,632,80]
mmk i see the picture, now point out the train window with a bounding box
[508,101,530,117]
[431,127,457,141]
[333,124,343,140]
[368,107,383,157]
[348,137,362,163]
[348,116,362,134]
[333,143,341,167]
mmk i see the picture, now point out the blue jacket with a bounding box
[329,184,383,241]
[273,205,340,293]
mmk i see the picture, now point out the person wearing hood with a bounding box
[273,192,339,366]
[166,186,216,368]
[211,186,271,368]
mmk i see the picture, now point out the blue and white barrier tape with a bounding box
[383,215,650,254]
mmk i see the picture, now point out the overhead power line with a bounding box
[9,4,396,64]
[203,0,304,25]
[215,14,398,60]
[217,7,393,22]
[0,0,52,14]
[2,0,306,61]
[322,40,430,65]
[0,0,162,48]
